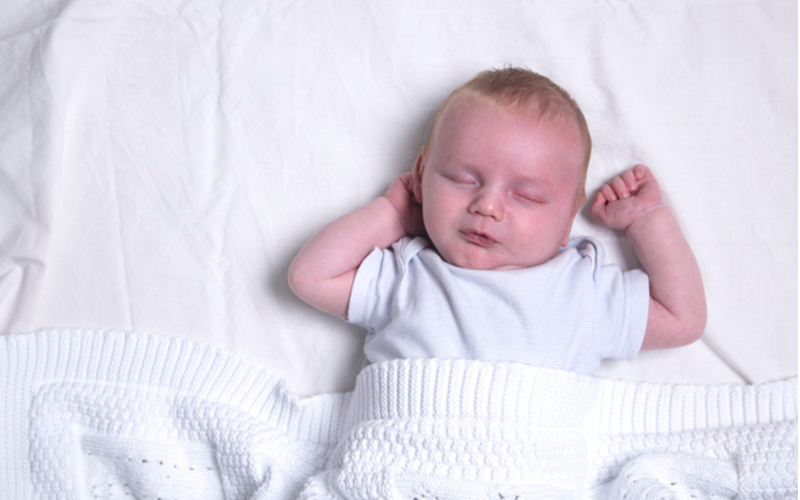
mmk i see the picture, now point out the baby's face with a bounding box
[415,97,586,270]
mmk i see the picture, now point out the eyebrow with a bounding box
[512,174,552,190]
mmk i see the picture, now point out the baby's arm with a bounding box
[589,165,707,349]
[288,173,423,319]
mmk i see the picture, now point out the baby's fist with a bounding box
[589,164,665,231]
[384,173,425,236]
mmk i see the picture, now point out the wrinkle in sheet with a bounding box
[0,0,70,42]
[158,0,294,348]
[0,15,61,334]
[30,1,228,335]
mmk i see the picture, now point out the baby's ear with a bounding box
[412,151,425,204]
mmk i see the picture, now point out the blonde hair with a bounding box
[421,67,591,204]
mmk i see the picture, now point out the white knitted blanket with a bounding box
[2,330,796,499]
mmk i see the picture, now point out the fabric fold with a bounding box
[2,329,796,499]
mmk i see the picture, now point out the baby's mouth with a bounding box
[460,229,498,246]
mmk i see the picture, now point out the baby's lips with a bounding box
[460,229,498,246]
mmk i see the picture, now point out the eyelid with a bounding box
[444,172,477,184]
[514,191,545,203]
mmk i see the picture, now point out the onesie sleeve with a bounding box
[596,267,649,359]
[347,246,394,332]
[347,236,426,333]
[577,238,650,360]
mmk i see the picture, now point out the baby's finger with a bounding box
[620,169,638,192]
[589,191,608,218]
[397,172,414,192]
[599,183,618,202]
[608,176,631,199]
[633,164,650,180]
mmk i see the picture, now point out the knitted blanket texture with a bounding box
[1,329,796,499]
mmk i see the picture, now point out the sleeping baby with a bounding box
[288,67,707,374]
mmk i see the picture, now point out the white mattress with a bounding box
[1,0,796,396]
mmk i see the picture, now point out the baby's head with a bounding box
[412,67,591,270]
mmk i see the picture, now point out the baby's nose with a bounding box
[468,189,504,220]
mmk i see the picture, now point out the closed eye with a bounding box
[444,173,477,185]
[514,192,545,204]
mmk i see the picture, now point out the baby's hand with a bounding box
[589,164,666,231]
[384,173,425,236]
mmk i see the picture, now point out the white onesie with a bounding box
[348,236,649,374]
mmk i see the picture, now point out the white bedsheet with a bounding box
[1,0,797,396]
